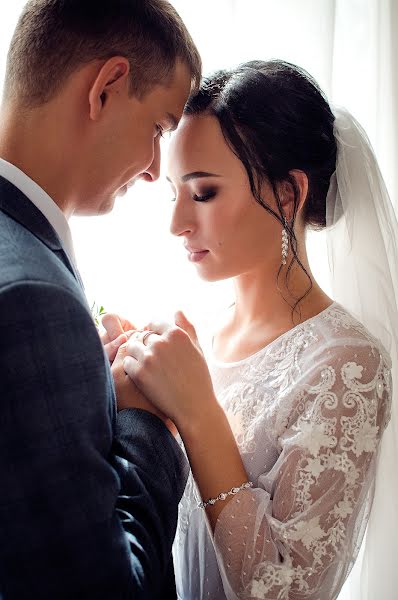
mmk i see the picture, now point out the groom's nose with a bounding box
[139,140,161,183]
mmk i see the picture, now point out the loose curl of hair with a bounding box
[184,59,337,316]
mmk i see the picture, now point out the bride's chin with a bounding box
[195,268,225,283]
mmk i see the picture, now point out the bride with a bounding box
[106,60,397,599]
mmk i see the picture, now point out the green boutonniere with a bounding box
[91,301,106,328]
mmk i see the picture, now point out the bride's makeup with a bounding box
[192,188,217,202]
[167,183,218,203]
[167,171,221,203]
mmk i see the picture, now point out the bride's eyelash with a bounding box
[156,124,164,138]
[169,190,217,203]
[193,190,217,202]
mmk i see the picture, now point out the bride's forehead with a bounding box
[167,123,247,187]
[174,114,224,141]
[169,117,233,163]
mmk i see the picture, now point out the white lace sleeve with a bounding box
[212,341,391,600]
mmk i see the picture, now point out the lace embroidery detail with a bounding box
[216,326,320,454]
[249,558,296,599]
[175,304,392,599]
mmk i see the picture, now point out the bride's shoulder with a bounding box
[318,303,389,350]
[307,302,392,373]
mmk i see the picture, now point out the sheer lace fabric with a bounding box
[173,303,392,600]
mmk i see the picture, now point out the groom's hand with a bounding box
[101,313,135,364]
[112,343,177,436]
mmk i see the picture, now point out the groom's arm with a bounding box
[0,280,188,599]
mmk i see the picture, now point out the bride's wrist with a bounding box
[176,396,223,444]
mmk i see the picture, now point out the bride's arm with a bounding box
[179,400,249,528]
[123,315,391,599]
[209,341,390,599]
[123,315,250,528]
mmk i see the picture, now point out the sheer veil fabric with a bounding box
[326,107,398,600]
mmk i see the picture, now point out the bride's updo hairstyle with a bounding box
[184,60,337,304]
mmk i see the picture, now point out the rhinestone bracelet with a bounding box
[198,481,253,509]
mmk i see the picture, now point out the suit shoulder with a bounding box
[0,280,113,413]
[0,211,81,296]
[0,279,92,328]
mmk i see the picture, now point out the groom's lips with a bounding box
[118,179,137,197]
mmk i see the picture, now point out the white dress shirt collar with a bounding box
[0,158,77,266]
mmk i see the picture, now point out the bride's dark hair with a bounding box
[184,59,337,312]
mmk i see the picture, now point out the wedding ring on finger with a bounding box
[142,330,156,346]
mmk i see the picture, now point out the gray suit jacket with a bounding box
[0,176,188,599]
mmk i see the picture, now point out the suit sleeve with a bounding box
[0,280,188,599]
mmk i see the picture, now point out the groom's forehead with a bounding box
[143,62,192,124]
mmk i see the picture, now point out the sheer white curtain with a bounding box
[0,2,397,597]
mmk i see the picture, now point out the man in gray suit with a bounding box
[0,1,201,598]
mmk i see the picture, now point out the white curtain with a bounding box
[1,2,397,597]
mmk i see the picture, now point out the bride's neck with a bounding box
[231,256,330,332]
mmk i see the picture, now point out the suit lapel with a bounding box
[0,175,80,285]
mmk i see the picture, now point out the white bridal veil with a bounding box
[326,107,398,600]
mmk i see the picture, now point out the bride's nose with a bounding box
[170,197,195,237]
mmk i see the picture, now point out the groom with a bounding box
[0,1,200,598]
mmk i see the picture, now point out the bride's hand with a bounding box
[112,342,177,436]
[100,313,136,364]
[123,311,218,432]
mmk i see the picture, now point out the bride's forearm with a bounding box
[178,402,248,530]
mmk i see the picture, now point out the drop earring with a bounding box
[281,224,289,266]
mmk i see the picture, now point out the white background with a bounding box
[0,1,396,330]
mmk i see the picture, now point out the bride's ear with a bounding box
[278,170,309,222]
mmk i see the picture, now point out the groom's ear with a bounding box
[88,56,130,121]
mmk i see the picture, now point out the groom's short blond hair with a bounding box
[4,0,201,108]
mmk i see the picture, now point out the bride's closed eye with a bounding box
[192,189,217,202]
[170,190,217,203]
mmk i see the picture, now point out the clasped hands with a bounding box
[100,311,216,436]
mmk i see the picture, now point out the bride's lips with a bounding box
[184,245,210,263]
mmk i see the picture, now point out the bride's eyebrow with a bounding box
[166,172,221,183]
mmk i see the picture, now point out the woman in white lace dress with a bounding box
[122,60,395,599]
